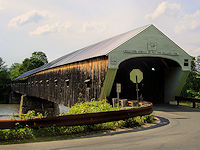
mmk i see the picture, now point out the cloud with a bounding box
[29,22,71,36]
[174,10,200,33]
[191,47,200,56]
[8,10,49,28]
[0,0,4,11]
[194,48,200,56]
[145,1,181,20]
[82,22,106,33]
[186,47,200,58]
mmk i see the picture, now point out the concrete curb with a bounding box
[80,116,170,139]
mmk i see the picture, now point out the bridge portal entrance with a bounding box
[110,57,181,104]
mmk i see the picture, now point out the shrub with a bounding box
[66,99,120,115]
[122,114,154,128]
[0,127,33,141]
[0,99,154,142]
[19,110,43,119]
[64,99,122,130]
[33,125,88,137]
[146,114,154,123]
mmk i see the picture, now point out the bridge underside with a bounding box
[19,94,60,116]
[109,57,182,104]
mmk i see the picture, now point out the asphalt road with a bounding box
[1,105,200,150]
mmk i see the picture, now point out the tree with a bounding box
[32,51,48,64]
[0,51,48,103]
[0,57,10,86]
[181,57,200,97]
[9,63,21,80]
[0,57,6,69]
[187,72,200,98]
[8,51,48,81]
[0,57,11,103]
[17,51,48,77]
[197,55,200,73]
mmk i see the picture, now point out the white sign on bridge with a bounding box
[116,83,121,93]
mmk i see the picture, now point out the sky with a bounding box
[0,0,200,66]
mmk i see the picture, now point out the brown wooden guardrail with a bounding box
[175,96,200,108]
[0,101,152,129]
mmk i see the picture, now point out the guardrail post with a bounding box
[177,98,179,106]
[193,102,196,108]
[112,98,119,107]
[120,99,128,107]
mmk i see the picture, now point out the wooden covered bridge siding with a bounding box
[13,57,108,107]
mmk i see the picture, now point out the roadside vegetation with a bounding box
[0,99,154,144]
[177,57,200,107]
[181,57,200,98]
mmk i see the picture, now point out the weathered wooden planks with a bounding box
[13,56,108,107]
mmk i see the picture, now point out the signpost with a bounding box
[116,83,121,102]
[130,69,143,101]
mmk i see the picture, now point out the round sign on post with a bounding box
[130,69,143,83]
[130,69,143,101]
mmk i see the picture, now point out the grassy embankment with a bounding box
[0,99,154,144]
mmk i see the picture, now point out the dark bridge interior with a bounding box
[110,57,181,104]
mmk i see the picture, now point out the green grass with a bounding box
[170,100,200,108]
[0,130,105,145]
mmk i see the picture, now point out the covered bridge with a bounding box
[13,24,191,110]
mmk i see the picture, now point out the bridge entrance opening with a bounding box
[110,57,181,104]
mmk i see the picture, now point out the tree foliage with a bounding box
[9,63,21,81]
[181,57,200,97]
[197,56,200,73]
[0,57,11,103]
[9,51,48,80]
[0,51,48,103]
[32,51,48,64]
[0,57,5,69]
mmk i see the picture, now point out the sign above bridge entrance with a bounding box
[130,69,143,83]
